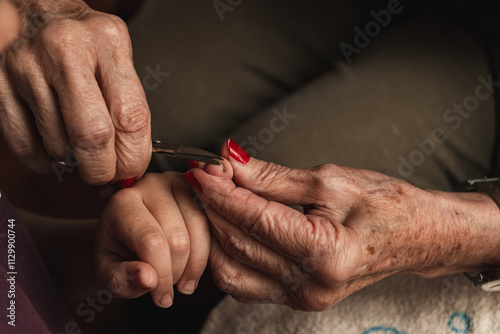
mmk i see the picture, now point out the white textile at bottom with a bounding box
[201,273,500,334]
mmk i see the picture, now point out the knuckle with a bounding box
[212,268,239,295]
[224,235,252,262]
[42,137,68,160]
[167,230,190,255]
[244,203,271,237]
[71,119,113,151]
[88,14,130,49]
[113,101,150,135]
[10,142,38,161]
[253,162,284,189]
[138,227,167,252]
[6,52,36,77]
[155,267,173,284]
[42,20,81,53]
[309,163,338,192]
[9,142,50,175]
[310,163,336,180]
[99,15,128,38]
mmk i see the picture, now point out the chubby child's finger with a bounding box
[105,191,175,308]
[174,179,211,295]
[141,181,191,284]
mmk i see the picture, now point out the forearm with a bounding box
[409,189,500,277]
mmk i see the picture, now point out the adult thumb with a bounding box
[220,139,317,205]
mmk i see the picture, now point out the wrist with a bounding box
[410,189,500,277]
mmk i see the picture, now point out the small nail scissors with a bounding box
[152,140,223,165]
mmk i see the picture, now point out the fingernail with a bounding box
[182,172,202,193]
[227,139,250,164]
[187,159,198,170]
[115,178,136,190]
[180,280,197,295]
[159,294,173,308]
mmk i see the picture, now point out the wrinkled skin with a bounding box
[187,141,500,311]
[0,0,151,185]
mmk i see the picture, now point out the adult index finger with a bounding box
[190,168,332,262]
[52,63,117,186]
[97,17,151,182]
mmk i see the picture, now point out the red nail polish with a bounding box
[182,173,202,193]
[227,139,250,164]
[116,178,136,190]
[187,160,198,170]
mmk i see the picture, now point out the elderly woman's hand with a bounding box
[185,140,500,311]
[94,172,211,308]
[0,0,151,186]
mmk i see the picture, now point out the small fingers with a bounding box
[142,184,190,285]
[106,191,175,308]
[173,178,211,295]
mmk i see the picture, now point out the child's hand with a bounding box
[94,172,210,308]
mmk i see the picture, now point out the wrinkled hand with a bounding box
[95,172,210,308]
[0,0,151,185]
[186,140,500,311]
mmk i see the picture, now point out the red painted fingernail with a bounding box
[227,139,250,164]
[182,172,202,193]
[187,160,198,170]
[115,178,136,190]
